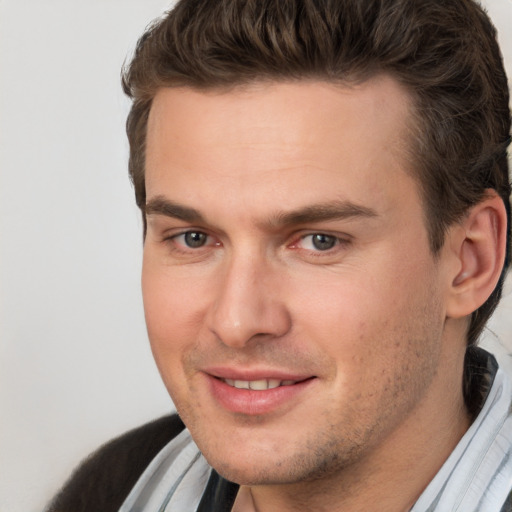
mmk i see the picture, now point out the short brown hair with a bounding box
[122,0,511,345]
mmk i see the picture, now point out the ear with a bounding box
[445,190,508,319]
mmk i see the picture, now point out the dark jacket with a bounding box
[46,415,185,512]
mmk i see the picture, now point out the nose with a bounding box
[207,252,292,348]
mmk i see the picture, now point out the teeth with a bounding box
[223,378,296,390]
[267,379,281,389]
[249,379,269,390]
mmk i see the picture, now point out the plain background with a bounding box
[1,1,511,511]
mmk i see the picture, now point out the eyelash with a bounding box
[166,230,218,252]
[164,230,350,256]
[293,233,349,252]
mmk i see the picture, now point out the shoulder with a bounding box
[46,414,185,512]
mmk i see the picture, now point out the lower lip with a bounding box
[207,375,314,415]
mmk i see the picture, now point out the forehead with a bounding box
[147,77,414,155]
[145,78,419,223]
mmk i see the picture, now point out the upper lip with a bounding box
[203,366,314,382]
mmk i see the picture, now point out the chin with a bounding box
[203,439,351,487]
[210,460,291,486]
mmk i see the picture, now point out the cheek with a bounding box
[291,267,395,340]
[141,263,208,375]
[291,257,440,368]
[142,253,210,323]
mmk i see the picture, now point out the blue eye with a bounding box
[299,233,339,251]
[310,234,337,251]
[178,231,209,248]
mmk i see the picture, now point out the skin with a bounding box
[142,77,474,511]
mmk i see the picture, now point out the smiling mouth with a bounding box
[209,375,316,414]
[220,378,306,390]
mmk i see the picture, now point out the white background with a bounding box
[1,1,511,511]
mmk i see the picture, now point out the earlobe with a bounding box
[445,191,507,319]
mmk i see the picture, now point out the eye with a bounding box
[173,231,210,249]
[299,233,339,251]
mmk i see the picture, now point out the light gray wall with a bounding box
[1,3,174,511]
[0,2,511,512]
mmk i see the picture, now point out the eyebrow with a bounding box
[268,200,378,228]
[144,196,378,227]
[145,196,206,223]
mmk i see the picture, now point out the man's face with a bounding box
[142,78,451,485]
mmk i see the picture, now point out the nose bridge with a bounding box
[208,246,290,347]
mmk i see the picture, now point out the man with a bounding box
[48,0,512,511]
